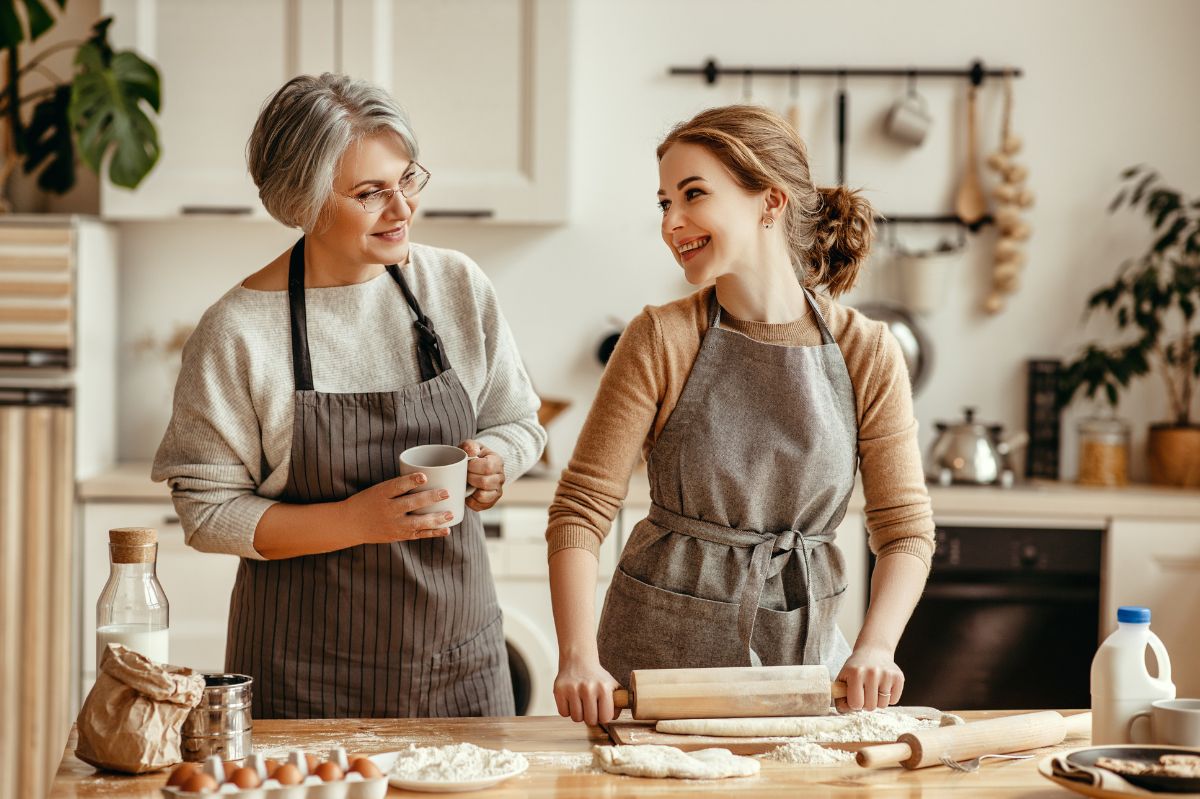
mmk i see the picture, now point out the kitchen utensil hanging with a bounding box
[954,84,988,226]
[983,69,1034,314]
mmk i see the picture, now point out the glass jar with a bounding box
[1077,416,1130,487]
[96,527,169,669]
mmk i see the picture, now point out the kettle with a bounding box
[926,407,1021,487]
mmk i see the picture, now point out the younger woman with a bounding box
[547,105,934,726]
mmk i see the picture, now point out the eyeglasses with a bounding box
[339,162,431,212]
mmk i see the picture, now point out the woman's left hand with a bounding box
[835,645,905,712]
[461,440,505,512]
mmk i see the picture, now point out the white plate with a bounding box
[386,761,528,793]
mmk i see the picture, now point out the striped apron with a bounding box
[597,288,858,687]
[225,237,513,719]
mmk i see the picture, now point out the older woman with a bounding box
[152,73,546,719]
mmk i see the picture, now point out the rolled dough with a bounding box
[592,745,760,779]
[655,715,853,737]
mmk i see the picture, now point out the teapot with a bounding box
[926,407,1024,487]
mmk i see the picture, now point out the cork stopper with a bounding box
[109,527,158,564]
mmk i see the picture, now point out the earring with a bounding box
[762,216,775,230]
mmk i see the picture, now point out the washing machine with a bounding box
[481,504,622,716]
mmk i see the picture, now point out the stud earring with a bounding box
[762,216,775,230]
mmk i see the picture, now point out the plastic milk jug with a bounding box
[1090,606,1175,744]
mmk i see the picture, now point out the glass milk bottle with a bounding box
[96,527,169,668]
[1090,606,1174,744]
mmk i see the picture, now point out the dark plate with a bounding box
[1067,746,1200,794]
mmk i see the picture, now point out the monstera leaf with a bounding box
[0,0,64,49]
[21,83,74,192]
[69,19,160,189]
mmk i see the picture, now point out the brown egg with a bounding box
[263,758,281,777]
[313,761,344,782]
[348,757,382,779]
[304,753,321,774]
[227,766,261,789]
[179,772,218,793]
[166,762,199,787]
[273,763,303,785]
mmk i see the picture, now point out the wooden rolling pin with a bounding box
[611,665,847,720]
[856,710,1093,769]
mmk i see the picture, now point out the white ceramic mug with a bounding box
[1127,698,1200,746]
[399,444,477,527]
[884,91,932,146]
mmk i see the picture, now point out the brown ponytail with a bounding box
[808,186,875,296]
[658,104,876,296]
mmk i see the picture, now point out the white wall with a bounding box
[115,0,1200,484]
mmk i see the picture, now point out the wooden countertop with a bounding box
[51,711,1089,797]
[80,460,1200,522]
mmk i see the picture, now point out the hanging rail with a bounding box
[668,59,1022,230]
[669,59,1022,87]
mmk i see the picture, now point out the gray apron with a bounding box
[225,237,513,719]
[597,288,858,687]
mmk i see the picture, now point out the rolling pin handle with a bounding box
[1063,711,1092,737]
[831,679,848,701]
[856,742,913,769]
[612,688,631,710]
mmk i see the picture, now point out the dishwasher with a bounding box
[871,520,1103,710]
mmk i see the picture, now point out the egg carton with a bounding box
[161,747,389,799]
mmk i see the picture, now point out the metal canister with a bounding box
[182,674,253,761]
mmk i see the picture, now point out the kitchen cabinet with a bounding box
[1105,518,1200,696]
[79,500,239,702]
[340,0,570,223]
[101,0,337,220]
[100,0,570,223]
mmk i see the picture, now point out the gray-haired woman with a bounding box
[152,73,546,719]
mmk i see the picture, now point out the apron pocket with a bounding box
[427,616,513,717]
[597,566,744,686]
[752,584,848,668]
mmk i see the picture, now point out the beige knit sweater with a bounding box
[546,286,935,567]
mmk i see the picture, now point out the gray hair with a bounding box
[247,73,419,232]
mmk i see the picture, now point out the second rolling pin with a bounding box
[856,710,1093,769]
[611,665,847,720]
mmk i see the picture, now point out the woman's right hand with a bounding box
[341,472,455,544]
[553,655,622,727]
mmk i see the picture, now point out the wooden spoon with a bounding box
[955,85,987,224]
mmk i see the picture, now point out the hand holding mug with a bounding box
[461,439,505,512]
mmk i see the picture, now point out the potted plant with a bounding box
[1,0,161,207]
[1059,166,1200,487]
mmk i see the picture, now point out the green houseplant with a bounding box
[1059,165,1200,487]
[0,0,161,205]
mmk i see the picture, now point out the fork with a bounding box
[940,753,1035,772]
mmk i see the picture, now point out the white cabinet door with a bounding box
[1107,519,1200,696]
[81,501,240,698]
[340,0,569,223]
[100,0,336,219]
[835,512,867,645]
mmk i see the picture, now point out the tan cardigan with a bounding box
[546,286,935,568]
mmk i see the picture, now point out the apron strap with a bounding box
[646,502,827,668]
[386,263,451,382]
[707,287,836,346]
[286,237,315,391]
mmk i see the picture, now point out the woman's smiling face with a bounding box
[321,132,420,265]
[657,142,765,285]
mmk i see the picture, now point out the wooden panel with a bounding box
[0,255,72,273]
[0,306,71,324]
[46,410,74,792]
[0,227,72,247]
[0,280,71,298]
[20,408,52,799]
[0,331,71,348]
[0,410,21,799]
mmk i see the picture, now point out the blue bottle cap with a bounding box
[1117,606,1151,623]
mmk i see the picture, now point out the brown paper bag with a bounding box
[75,643,205,773]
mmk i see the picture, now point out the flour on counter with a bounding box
[793,709,947,743]
[760,742,857,765]
[389,743,528,782]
